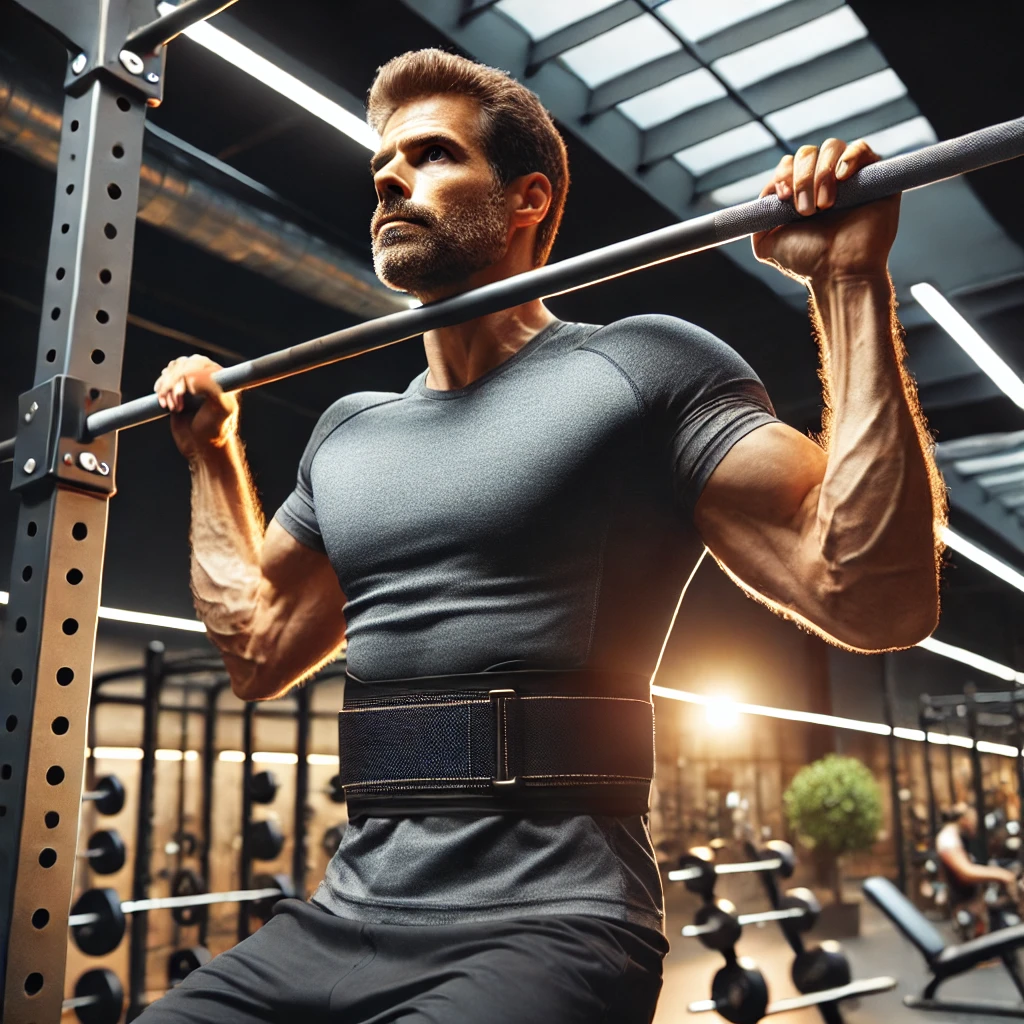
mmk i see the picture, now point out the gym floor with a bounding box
[656,884,1021,1023]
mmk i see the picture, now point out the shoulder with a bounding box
[303,389,408,461]
[936,824,963,852]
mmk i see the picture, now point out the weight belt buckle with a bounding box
[488,688,520,788]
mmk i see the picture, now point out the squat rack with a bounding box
[2,2,1024,1020]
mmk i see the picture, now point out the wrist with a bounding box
[807,268,890,295]
[188,432,239,471]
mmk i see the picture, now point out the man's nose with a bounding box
[375,168,411,203]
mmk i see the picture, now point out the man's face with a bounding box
[370,94,510,298]
[961,808,978,837]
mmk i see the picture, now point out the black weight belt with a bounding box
[338,669,654,818]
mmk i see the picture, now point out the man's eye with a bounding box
[425,146,447,162]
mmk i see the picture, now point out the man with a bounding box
[145,49,940,1023]
[937,804,1020,935]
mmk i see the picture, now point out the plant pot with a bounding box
[816,899,861,938]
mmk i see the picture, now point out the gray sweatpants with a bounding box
[136,899,667,1022]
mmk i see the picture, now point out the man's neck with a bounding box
[421,299,556,391]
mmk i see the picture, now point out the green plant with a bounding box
[784,754,883,904]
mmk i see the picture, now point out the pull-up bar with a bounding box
[2,114,1023,464]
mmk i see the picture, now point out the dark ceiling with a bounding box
[1,0,1023,679]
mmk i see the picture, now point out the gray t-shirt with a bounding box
[275,315,776,931]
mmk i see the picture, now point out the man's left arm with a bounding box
[694,138,943,653]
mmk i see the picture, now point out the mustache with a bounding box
[371,200,437,236]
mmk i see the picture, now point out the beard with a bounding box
[371,178,509,296]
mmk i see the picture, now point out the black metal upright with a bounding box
[293,685,311,899]
[197,681,224,946]
[881,656,907,893]
[127,641,164,1020]
[0,4,238,1019]
[1013,699,1024,822]
[920,702,939,839]
[965,684,989,861]
[237,701,255,942]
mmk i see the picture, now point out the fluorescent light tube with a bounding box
[912,282,1024,409]
[943,527,1024,595]
[0,590,204,633]
[157,3,378,151]
[916,635,1024,685]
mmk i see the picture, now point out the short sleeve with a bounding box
[274,431,325,552]
[582,314,777,512]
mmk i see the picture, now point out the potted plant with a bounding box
[783,754,883,937]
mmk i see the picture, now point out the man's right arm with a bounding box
[156,356,346,701]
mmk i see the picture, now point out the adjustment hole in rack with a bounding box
[99,268,112,284]
[22,565,32,581]
[50,307,60,321]
[116,96,131,112]
[56,667,74,686]
[44,810,59,828]
[45,766,64,786]
[72,522,88,540]
[89,388,100,400]
[27,521,37,536]
[91,349,105,364]
[95,309,109,324]
[12,668,23,684]
[61,618,78,636]
[45,349,56,362]
[55,267,65,280]
[51,717,69,736]
[103,223,117,239]
[15,617,26,633]
[38,848,57,868]
[32,909,49,929]
[24,972,43,995]
[6,716,17,732]
[112,143,124,158]
[0,806,6,817]
[70,153,76,161]
[65,183,74,195]
[60,223,69,234]
[107,183,122,200]
[66,568,83,585]
[70,119,79,132]
[1,764,10,780]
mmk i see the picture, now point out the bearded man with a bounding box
[145,48,940,1024]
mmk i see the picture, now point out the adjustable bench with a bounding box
[864,876,1024,1017]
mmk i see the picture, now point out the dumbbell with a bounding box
[682,888,821,952]
[248,770,280,805]
[791,940,851,994]
[80,775,125,816]
[700,957,769,1024]
[671,841,796,900]
[77,830,126,875]
[249,818,285,860]
[62,968,123,1024]
[168,945,212,987]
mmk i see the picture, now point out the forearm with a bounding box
[808,273,941,647]
[188,436,267,666]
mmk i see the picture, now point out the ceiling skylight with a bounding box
[560,14,681,87]
[495,0,620,40]
[862,115,937,156]
[674,120,775,175]
[657,0,794,44]
[766,68,907,139]
[618,68,727,130]
[706,167,776,206]
[712,6,868,92]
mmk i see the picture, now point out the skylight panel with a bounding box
[712,6,868,92]
[496,0,621,40]
[674,120,775,175]
[766,68,907,139]
[658,0,794,44]
[707,167,776,206]
[560,14,681,88]
[862,115,937,156]
[618,68,727,130]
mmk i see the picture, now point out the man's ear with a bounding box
[508,172,552,228]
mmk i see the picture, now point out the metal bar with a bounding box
[127,641,164,1021]
[966,684,990,860]
[292,686,311,899]
[237,701,255,943]
[881,655,907,893]
[125,0,240,54]
[1015,705,1024,840]
[198,683,222,944]
[945,721,957,806]
[1,64,148,1021]
[667,855,782,882]
[68,886,281,924]
[16,113,1014,454]
[921,706,939,838]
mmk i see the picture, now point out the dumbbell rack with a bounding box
[680,841,895,1023]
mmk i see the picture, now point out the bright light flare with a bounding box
[704,696,740,729]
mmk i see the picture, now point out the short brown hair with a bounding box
[367,49,569,266]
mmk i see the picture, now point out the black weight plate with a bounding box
[170,868,208,927]
[250,873,295,922]
[249,770,280,805]
[73,967,123,1024]
[93,775,125,816]
[328,774,347,804]
[322,824,345,855]
[249,818,284,861]
[86,829,126,875]
[71,888,125,957]
[167,945,212,987]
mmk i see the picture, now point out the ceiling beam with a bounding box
[526,1,638,73]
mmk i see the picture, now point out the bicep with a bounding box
[693,421,828,618]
